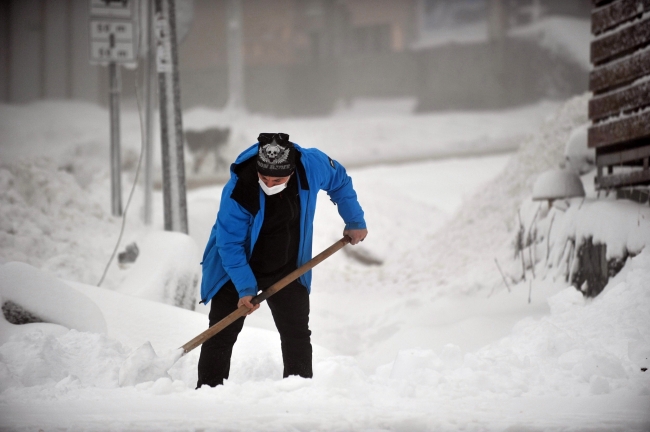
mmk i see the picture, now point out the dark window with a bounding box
[350,24,391,54]
[423,0,487,30]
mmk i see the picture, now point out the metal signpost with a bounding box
[89,0,138,217]
[226,0,244,111]
[143,0,156,226]
[154,0,188,234]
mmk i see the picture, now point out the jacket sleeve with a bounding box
[214,184,259,298]
[311,149,366,230]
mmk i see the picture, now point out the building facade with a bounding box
[1,0,591,115]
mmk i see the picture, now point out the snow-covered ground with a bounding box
[0,94,649,431]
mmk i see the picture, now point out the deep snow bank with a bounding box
[383,249,649,399]
[514,195,650,295]
[0,250,647,426]
[0,158,121,285]
[0,99,561,292]
[0,262,107,343]
[117,231,200,309]
[379,93,591,296]
[0,160,201,304]
[510,17,592,71]
[0,262,335,393]
[0,94,649,430]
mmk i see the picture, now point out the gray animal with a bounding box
[184,127,231,174]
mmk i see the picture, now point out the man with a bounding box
[197,132,367,388]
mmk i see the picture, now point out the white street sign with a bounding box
[91,40,135,62]
[91,20,134,41]
[155,15,172,72]
[89,19,136,63]
[90,0,133,18]
[88,0,138,64]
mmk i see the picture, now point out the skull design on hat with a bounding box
[259,143,290,164]
[256,132,296,177]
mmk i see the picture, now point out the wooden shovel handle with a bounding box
[180,236,350,354]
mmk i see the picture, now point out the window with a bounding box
[422,0,487,30]
[350,24,392,55]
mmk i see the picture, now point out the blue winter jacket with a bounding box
[200,143,366,304]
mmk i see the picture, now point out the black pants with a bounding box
[196,279,312,388]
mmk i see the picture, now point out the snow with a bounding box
[564,122,594,174]
[531,169,585,201]
[593,11,650,40]
[509,16,592,70]
[116,230,200,309]
[0,262,107,344]
[549,199,650,260]
[0,93,649,430]
[182,99,561,171]
[412,21,488,49]
[118,343,184,387]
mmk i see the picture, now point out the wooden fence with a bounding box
[588,0,650,189]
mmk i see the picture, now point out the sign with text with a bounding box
[90,0,133,18]
[91,21,134,40]
[88,0,137,64]
[90,39,135,62]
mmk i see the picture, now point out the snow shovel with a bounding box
[118,236,351,386]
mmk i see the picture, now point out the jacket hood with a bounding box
[232,143,259,167]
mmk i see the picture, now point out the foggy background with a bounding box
[4,3,650,430]
[0,0,592,117]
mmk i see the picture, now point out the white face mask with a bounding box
[259,178,287,196]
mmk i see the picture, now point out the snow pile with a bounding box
[0,262,107,341]
[0,330,126,392]
[385,249,650,398]
[475,94,590,230]
[3,248,649,397]
[0,102,109,163]
[117,231,200,310]
[0,159,122,285]
[0,262,122,391]
[182,100,561,170]
[118,343,184,386]
[392,94,590,295]
[412,21,488,49]
[564,122,594,174]
[0,262,304,392]
[515,196,650,287]
[0,250,647,429]
[0,102,144,195]
[0,98,560,291]
[531,169,585,201]
[510,17,592,70]
[1,95,649,429]
[506,250,650,394]
[564,200,650,259]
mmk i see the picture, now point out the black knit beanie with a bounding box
[256,133,296,177]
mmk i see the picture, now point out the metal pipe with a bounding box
[144,0,155,225]
[109,61,122,217]
[155,0,187,234]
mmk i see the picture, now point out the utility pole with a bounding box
[488,0,508,107]
[226,0,244,111]
[154,0,188,234]
[143,0,156,226]
[488,0,508,43]
[108,60,122,216]
[88,0,138,217]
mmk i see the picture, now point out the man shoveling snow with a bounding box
[197,132,368,388]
